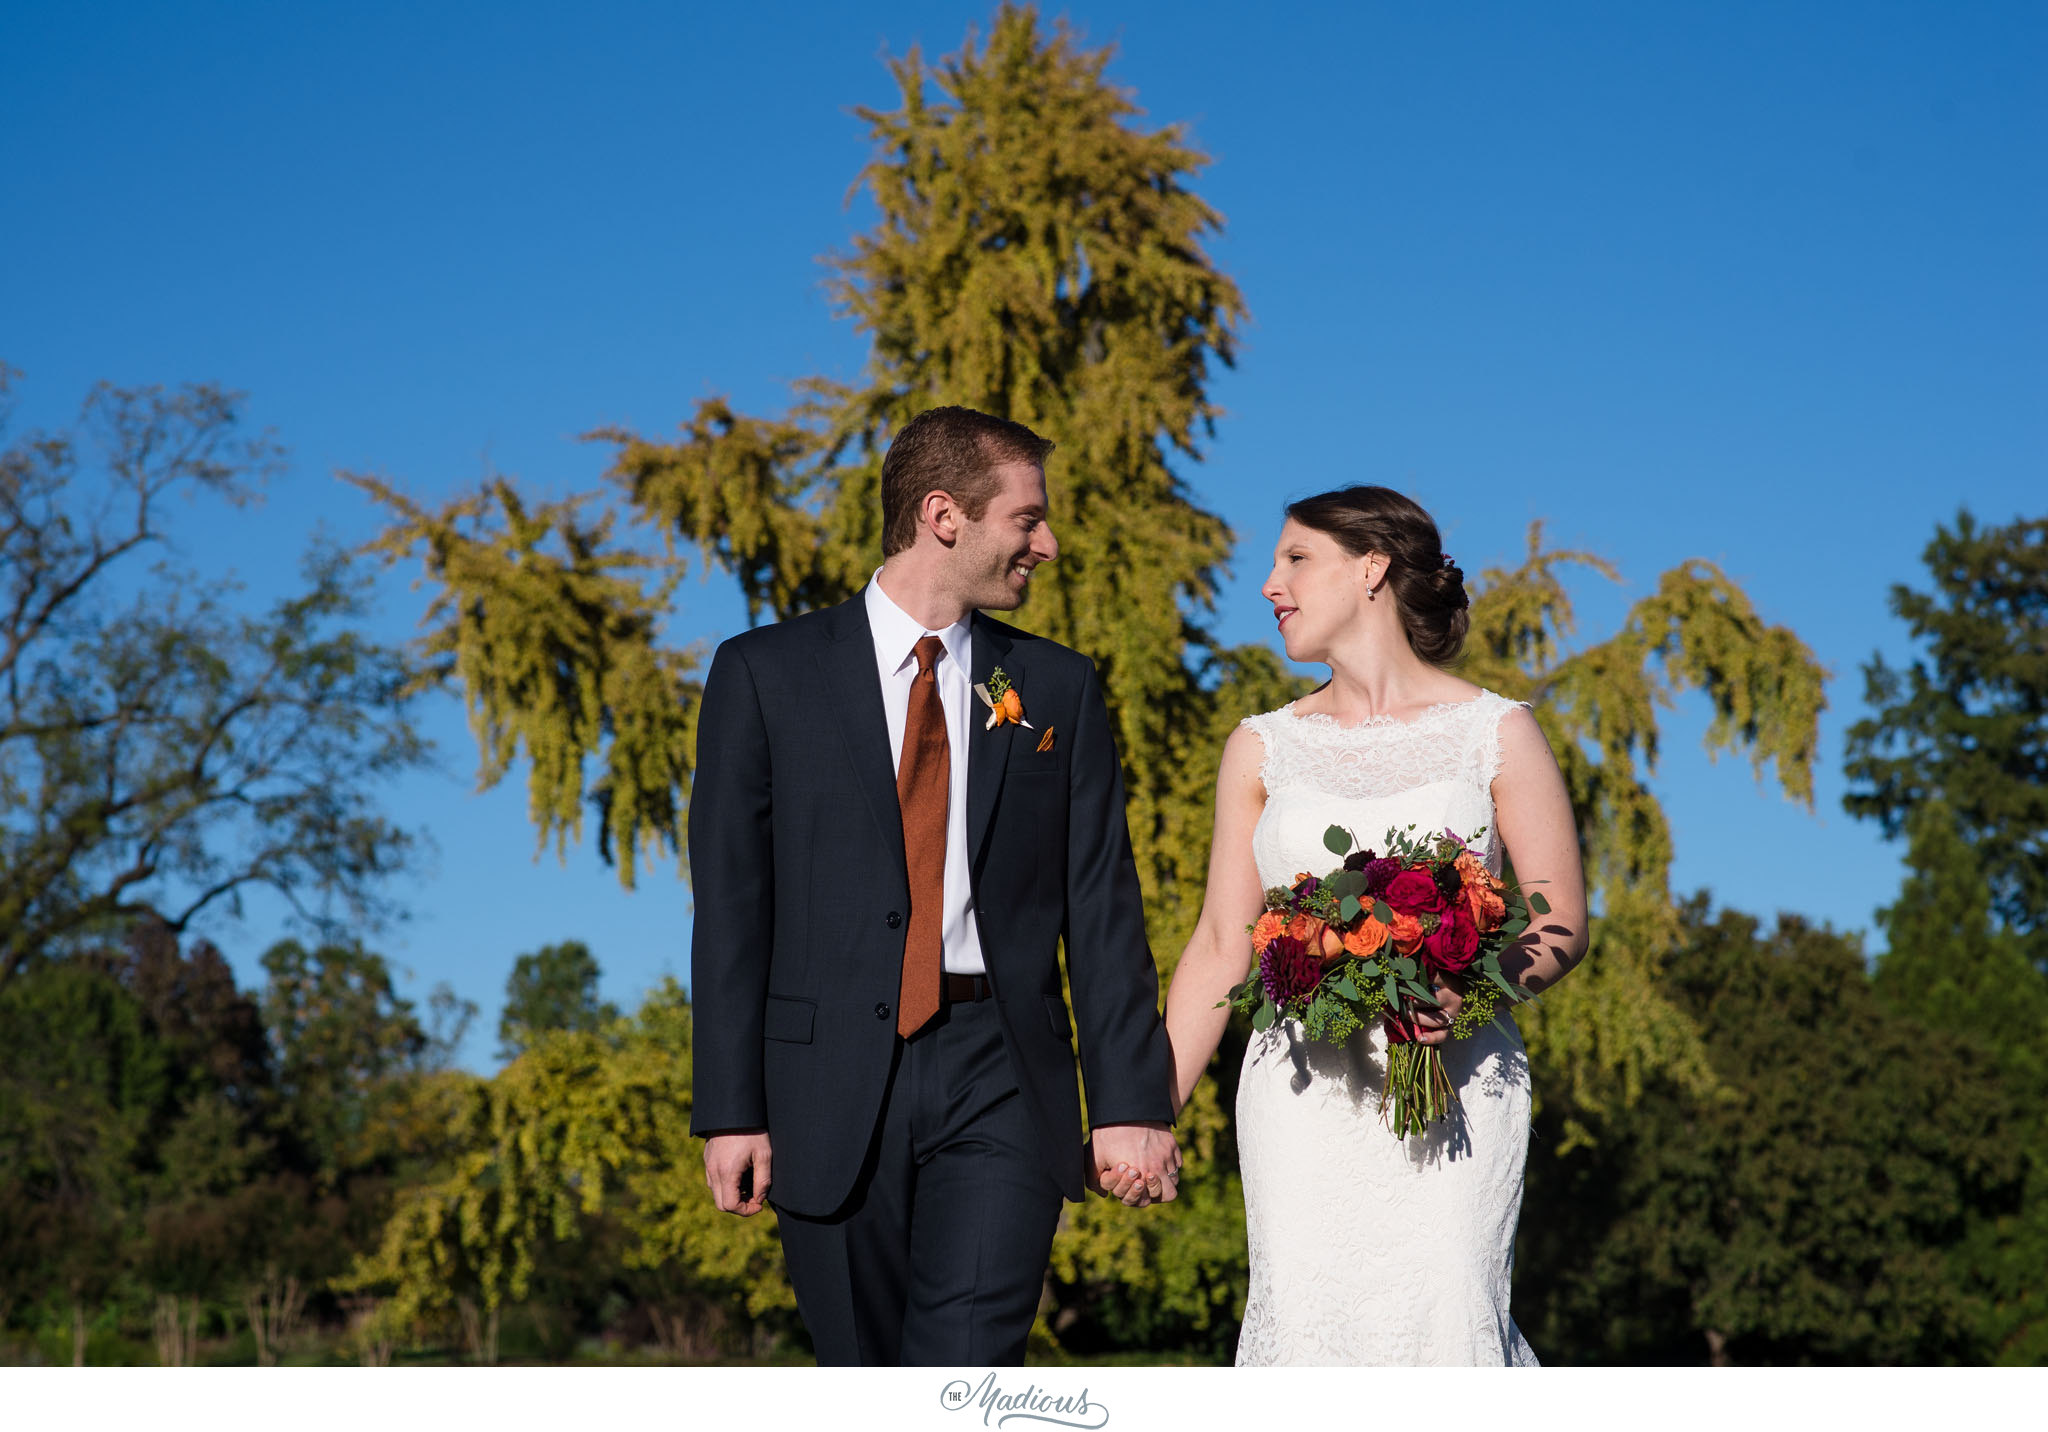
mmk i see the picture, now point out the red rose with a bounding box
[1423,906,1480,973]
[1383,868,1446,916]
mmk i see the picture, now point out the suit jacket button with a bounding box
[885,911,902,929]
[874,1002,891,1021]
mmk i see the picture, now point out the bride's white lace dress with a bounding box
[1234,693,1539,1366]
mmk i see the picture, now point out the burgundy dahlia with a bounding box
[1359,857,1401,897]
[1258,935,1323,1008]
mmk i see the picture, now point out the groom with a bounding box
[689,406,1181,1366]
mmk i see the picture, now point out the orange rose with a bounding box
[1461,881,1508,934]
[1389,909,1425,954]
[1316,922,1347,962]
[1250,910,1286,952]
[1342,917,1390,958]
[1282,913,1348,962]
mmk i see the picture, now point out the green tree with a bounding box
[340,981,797,1363]
[498,939,620,1061]
[1842,511,2048,1361]
[0,922,295,1361]
[260,938,475,1186]
[1845,510,2048,961]
[1518,899,2022,1364]
[0,364,433,987]
[1461,527,1827,1139]
[0,955,165,1353]
[352,5,1823,1355]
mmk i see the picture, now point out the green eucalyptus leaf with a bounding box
[1252,1001,1277,1032]
[1324,825,1353,857]
[1528,891,1551,915]
[1340,895,1361,922]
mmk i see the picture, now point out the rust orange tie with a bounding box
[895,635,949,1038]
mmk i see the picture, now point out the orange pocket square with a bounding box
[1036,727,1056,753]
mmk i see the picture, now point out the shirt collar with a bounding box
[866,570,972,676]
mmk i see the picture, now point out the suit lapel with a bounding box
[815,594,907,882]
[966,614,1019,870]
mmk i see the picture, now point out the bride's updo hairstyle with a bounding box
[1285,486,1469,666]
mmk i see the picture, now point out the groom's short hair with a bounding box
[880,407,1055,557]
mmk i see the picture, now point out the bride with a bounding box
[1104,485,1588,1365]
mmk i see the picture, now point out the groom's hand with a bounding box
[1089,1121,1181,1207]
[703,1129,773,1216]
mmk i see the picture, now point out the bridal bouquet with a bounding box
[1222,823,1546,1138]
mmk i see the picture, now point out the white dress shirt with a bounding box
[865,574,987,977]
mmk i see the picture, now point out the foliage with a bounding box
[1845,510,2048,958]
[0,364,432,987]
[1840,510,2048,1361]
[338,981,798,1359]
[1517,899,2023,1364]
[259,938,474,1185]
[497,939,620,1061]
[346,473,698,890]
[1461,525,1827,1142]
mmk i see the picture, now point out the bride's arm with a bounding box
[1490,707,1590,993]
[1162,725,1270,1114]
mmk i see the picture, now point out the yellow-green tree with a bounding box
[1460,527,1826,1140]
[337,981,792,1361]
[355,3,1825,1356]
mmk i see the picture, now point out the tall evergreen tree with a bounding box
[1846,511,2048,1362]
[1845,510,2048,964]
[1461,526,1827,1138]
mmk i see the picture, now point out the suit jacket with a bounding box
[687,589,1176,1216]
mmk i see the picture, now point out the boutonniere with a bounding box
[974,667,1034,731]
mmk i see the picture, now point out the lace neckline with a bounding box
[1278,692,1499,733]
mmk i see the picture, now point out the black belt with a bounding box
[944,973,994,1003]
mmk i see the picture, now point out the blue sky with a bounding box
[4,1,2042,1068]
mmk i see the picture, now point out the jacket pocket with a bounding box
[1044,995,1073,1041]
[763,994,816,1044]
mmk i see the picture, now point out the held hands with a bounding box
[1086,1121,1181,1208]
[703,1129,773,1216]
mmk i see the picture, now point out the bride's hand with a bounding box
[1416,980,1463,1047]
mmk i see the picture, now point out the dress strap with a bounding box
[1465,692,1533,790]
[1238,710,1286,789]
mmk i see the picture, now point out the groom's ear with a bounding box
[919,488,964,548]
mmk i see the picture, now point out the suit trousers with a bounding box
[772,995,1065,1366]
